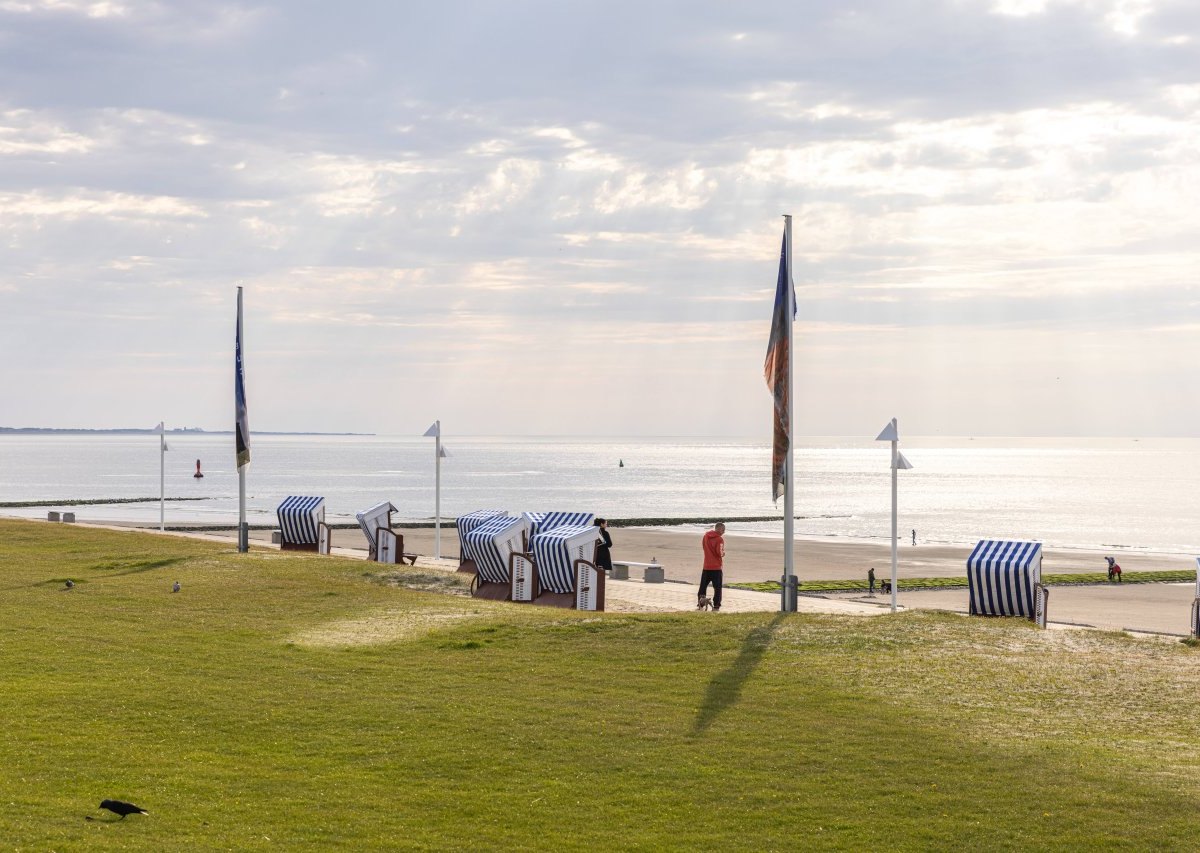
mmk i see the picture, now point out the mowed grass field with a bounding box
[2,519,1199,851]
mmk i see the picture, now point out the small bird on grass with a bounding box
[172,581,181,593]
[98,799,148,819]
[64,579,74,589]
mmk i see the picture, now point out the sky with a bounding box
[2,0,1200,437]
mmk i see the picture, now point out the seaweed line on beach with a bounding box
[0,497,210,508]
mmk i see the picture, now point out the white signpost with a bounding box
[875,418,913,614]
[423,421,449,559]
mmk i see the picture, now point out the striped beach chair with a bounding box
[455,510,508,572]
[521,511,595,545]
[529,523,604,610]
[356,501,416,565]
[277,496,329,554]
[461,514,529,601]
[967,539,1046,623]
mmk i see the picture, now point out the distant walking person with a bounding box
[699,522,726,612]
[868,567,876,595]
[911,529,916,546]
[594,518,613,573]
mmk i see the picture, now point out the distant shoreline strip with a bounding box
[154,515,805,532]
[0,497,210,508]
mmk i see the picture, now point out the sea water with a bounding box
[0,434,1198,555]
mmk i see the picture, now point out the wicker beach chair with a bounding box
[527,523,604,610]
[455,510,508,575]
[356,501,416,565]
[966,539,1047,625]
[276,495,330,554]
[461,514,529,601]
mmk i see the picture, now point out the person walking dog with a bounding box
[699,522,726,612]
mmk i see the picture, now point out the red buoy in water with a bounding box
[194,459,204,479]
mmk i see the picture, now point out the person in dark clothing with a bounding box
[594,518,613,572]
[868,567,876,595]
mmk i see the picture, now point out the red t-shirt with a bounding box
[702,530,725,570]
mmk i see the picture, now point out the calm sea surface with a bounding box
[1,434,1198,555]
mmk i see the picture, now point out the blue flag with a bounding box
[235,287,250,470]
[763,230,795,502]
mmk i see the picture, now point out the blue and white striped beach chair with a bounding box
[529,523,604,610]
[461,514,529,601]
[455,510,508,571]
[277,495,329,554]
[521,511,595,544]
[967,539,1045,622]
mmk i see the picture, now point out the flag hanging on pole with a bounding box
[764,229,795,502]
[235,287,251,470]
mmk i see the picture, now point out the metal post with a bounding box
[876,417,911,614]
[159,427,166,532]
[238,467,248,553]
[890,435,898,613]
[782,213,796,613]
[434,421,442,560]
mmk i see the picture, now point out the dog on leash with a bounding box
[697,596,713,611]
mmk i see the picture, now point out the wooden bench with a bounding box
[610,561,664,583]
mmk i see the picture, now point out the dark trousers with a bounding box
[699,569,723,609]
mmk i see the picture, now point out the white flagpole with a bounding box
[890,428,898,613]
[237,286,248,553]
[783,214,796,612]
[158,422,165,532]
[424,420,444,559]
[876,417,913,613]
[434,421,442,559]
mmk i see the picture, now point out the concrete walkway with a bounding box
[601,577,888,615]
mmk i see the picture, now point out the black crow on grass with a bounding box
[99,799,148,819]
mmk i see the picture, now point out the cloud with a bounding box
[1,0,1200,435]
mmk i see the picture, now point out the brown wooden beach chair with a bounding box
[460,514,529,601]
[276,496,330,554]
[357,501,418,565]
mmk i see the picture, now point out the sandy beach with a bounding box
[319,523,1197,584]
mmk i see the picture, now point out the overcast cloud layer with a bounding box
[2,0,1199,436]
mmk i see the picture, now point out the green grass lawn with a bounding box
[2,519,1199,850]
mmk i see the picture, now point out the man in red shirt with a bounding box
[699,522,726,611]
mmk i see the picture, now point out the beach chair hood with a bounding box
[462,515,529,584]
[355,501,397,554]
[522,511,595,541]
[531,523,601,595]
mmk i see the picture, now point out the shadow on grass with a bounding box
[692,612,786,737]
[96,557,189,577]
[0,557,189,592]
